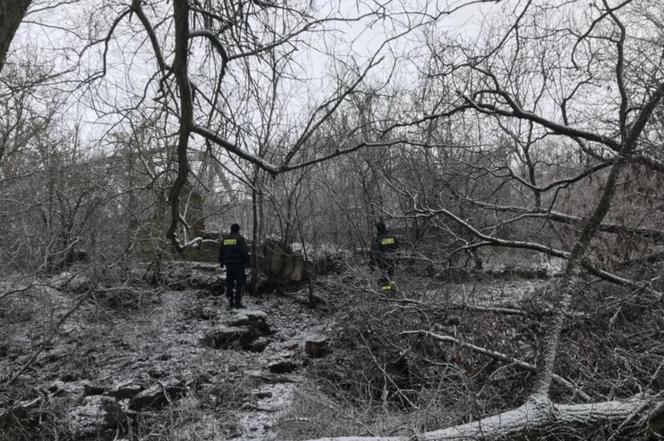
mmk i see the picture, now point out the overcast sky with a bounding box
[8,0,504,149]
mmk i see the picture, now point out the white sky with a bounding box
[8,0,505,151]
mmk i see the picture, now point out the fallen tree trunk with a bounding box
[306,396,656,441]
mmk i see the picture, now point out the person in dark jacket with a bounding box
[370,221,398,292]
[219,223,250,308]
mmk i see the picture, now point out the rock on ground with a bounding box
[129,378,187,411]
[201,310,273,351]
[304,335,329,358]
[66,395,123,439]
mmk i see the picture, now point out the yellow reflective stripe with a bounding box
[223,239,237,245]
[381,237,395,245]
[381,285,393,291]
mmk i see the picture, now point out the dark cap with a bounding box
[230,223,241,233]
[375,221,387,233]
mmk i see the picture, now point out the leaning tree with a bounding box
[313,0,664,439]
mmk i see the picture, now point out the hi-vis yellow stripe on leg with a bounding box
[223,239,237,245]
[381,237,395,246]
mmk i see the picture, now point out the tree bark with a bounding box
[305,396,655,441]
[0,0,31,74]
[166,0,193,252]
[251,168,261,295]
[531,152,630,397]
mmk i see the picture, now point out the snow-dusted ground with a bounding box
[0,274,326,440]
[0,259,563,440]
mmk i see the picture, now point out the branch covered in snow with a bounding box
[180,236,219,249]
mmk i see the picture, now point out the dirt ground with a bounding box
[2,256,660,441]
[0,268,331,441]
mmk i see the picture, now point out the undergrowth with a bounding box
[277,266,663,440]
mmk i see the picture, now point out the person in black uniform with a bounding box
[370,221,398,292]
[219,223,250,308]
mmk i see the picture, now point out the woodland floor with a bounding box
[1,269,327,440]
[2,256,658,441]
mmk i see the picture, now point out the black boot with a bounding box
[234,294,245,308]
[234,295,245,308]
[234,286,245,308]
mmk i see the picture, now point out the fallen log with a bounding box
[306,395,657,441]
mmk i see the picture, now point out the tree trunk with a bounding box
[166,0,193,252]
[305,396,654,441]
[251,169,261,295]
[0,0,31,73]
[532,153,629,397]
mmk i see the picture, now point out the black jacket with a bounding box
[370,231,398,267]
[372,231,398,254]
[219,232,250,267]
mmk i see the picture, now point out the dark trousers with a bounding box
[377,255,395,279]
[225,264,246,306]
[375,255,396,293]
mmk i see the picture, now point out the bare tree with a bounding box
[324,1,664,438]
[267,1,664,439]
